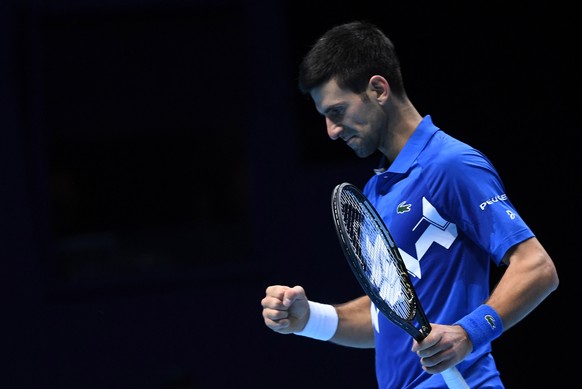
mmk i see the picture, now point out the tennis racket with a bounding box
[331,182,469,389]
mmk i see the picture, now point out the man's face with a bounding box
[310,78,385,158]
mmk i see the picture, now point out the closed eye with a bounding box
[326,106,345,122]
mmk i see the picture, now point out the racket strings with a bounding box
[340,192,416,321]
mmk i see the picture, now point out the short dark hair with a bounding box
[298,21,406,99]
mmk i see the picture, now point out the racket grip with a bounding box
[441,366,469,389]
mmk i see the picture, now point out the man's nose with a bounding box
[326,117,342,140]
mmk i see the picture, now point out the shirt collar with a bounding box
[375,115,440,175]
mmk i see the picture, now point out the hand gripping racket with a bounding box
[331,182,469,389]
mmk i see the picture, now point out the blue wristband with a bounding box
[455,304,503,351]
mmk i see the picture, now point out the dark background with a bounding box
[1,0,576,388]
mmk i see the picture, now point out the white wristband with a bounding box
[294,301,338,341]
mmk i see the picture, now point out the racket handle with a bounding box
[441,366,469,389]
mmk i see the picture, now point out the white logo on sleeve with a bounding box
[479,194,508,210]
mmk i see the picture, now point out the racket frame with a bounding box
[331,182,431,341]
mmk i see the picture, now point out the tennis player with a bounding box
[261,21,558,388]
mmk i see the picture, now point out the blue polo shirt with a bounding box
[363,115,533,388]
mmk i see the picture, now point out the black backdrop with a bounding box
[1,1,576,388]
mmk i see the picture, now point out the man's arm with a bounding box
[485,236,559,330]
[262,285,375,348]
[412,236,559,373]
[330,295,375,348]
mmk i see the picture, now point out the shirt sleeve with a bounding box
[422,147,534,264]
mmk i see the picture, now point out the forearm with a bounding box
[330,295,375,348]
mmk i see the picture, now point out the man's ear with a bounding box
[369,75,390,103]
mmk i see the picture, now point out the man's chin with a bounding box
[352,148,373,158]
